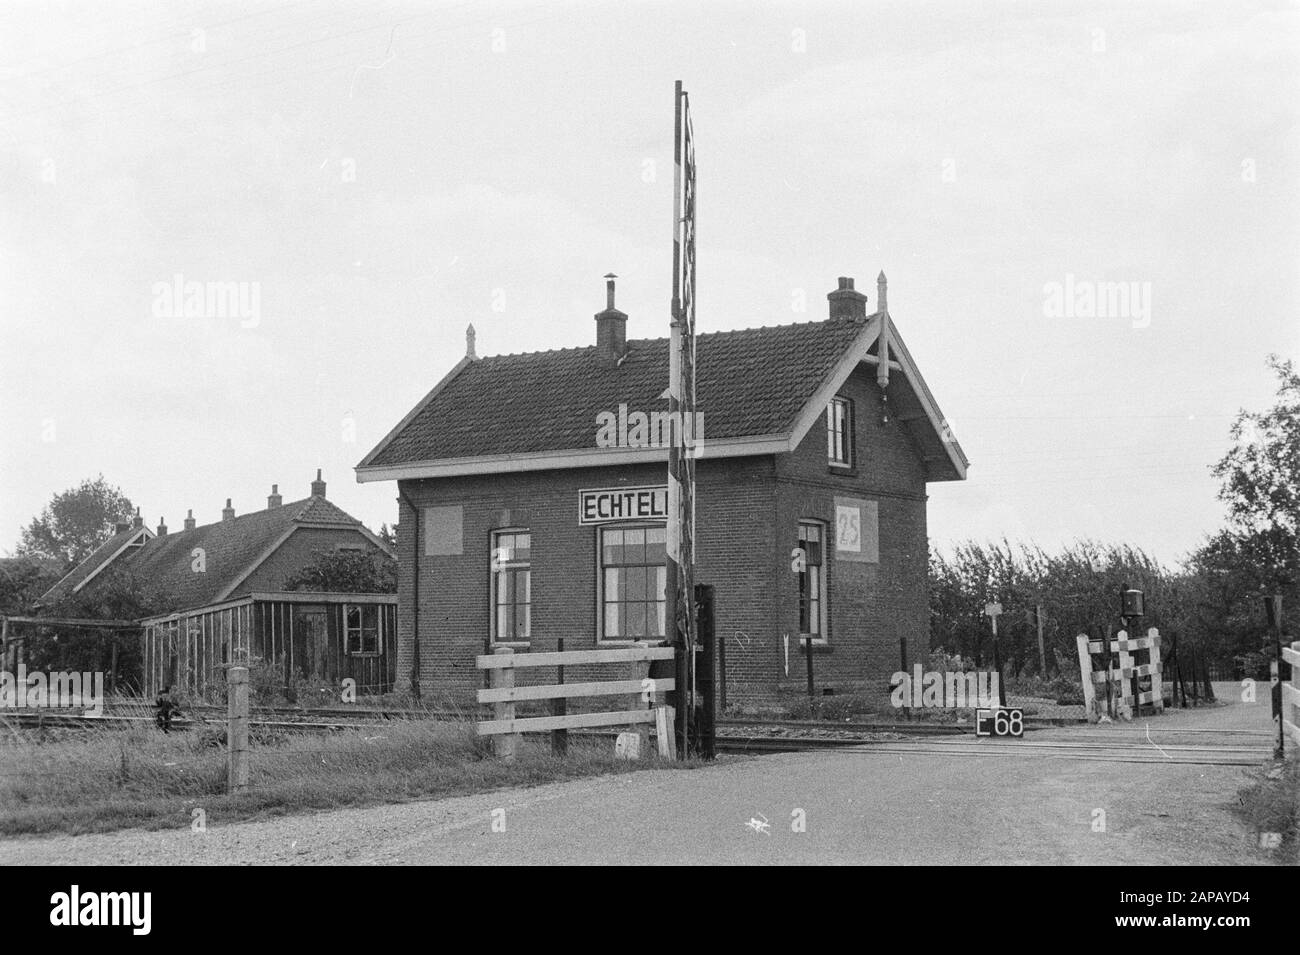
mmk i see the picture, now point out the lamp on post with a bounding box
[1121,585,1145,714]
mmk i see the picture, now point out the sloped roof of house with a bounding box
[40,496,385,614]
[358,300,968,482]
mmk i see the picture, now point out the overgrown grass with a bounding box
[0,709,697,838]
[1232,757,1299,865]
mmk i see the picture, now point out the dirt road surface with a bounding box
[0,684,1284,865]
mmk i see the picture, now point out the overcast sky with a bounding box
[1,0,1296,567]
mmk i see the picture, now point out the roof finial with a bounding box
[466,323,477,360]
[877,271,887,313]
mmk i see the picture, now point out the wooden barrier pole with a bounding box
[552,638,567,756]
[491,646,517,759]
[227,665,249,793]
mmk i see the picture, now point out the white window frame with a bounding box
[490,528,531,646]
[827,396,853,468]
[596,523,668,644]
[797,521,829,644]
[344,603,381,656]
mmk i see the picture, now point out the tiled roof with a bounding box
[38,527,149,608]
[39,497,367,614]
[367,318,870,466]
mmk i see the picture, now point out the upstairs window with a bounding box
[345,604,380,654]
[827,397,853,467]
[491,530,531,642]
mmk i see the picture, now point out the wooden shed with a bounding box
[141,591,397,700]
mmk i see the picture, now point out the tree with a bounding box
[1212,354,1299,537]
[1182,356,1300,665]
[378,523,397,549]
[282,548,397,594]
[0,555,65,616]
[17,475,134,568]
[26,566,161,686]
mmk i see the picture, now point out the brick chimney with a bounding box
[594,273,628,362]
[114,521,130,534]
[311,469,326,498]
[222,498,235,521]
[156,517,168,536]
[828,276,869,323]
[183,509,196,531]
[268,484,283,509]
[131,506,144,530]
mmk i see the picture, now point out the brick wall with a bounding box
[239,527,386,593]
[393,362,932,705]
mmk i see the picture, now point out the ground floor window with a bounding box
[797,521,827,641]
[345,604,380,654]
[600,525,667,640]
[491,530,531,642]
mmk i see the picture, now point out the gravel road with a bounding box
[0,686,1282,865]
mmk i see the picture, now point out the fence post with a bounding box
[490,646,518,759]
[630,641,652,755]
[227,665,249,794]
[1076,633,1098,722]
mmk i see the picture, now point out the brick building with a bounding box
[357,274,967,703]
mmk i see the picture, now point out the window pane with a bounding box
[626,603,647,638]
[627,566,648,602]
[513,533,530,560]
[346,606,360,630]
[646,527,666,563]
[522,570,531,603]
[605,603,621,637]
[655,566,666,601]
[497,604,509,640]
[603,529,623,565]
[518,605,530,639]
[605,568,621,602]
[653,600,665,637]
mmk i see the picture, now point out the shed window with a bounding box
[797,522,827,641]
[345,604,379,654]
[491,530,531,642]
[600,526,666,641]
[827,397,853,466]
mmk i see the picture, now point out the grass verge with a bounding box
[1231,756,1299,865]
[0,715,699,838]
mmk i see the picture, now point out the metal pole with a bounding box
[899,636,910,721]
[666,80,686,758]
[804,634,815,699]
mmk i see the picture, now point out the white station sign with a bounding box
[579,485,669,525]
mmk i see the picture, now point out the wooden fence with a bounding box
[476,643,677,759]
[1282,641,1300,747]
[1076,628,1163,722]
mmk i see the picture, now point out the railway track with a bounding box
[718,725,1274,766]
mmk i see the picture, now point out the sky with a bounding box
[1,0,1297,568]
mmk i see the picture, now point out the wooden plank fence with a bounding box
[1282,641,1300,747]
[1076,628,1163,723]
[476,642,677,759]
